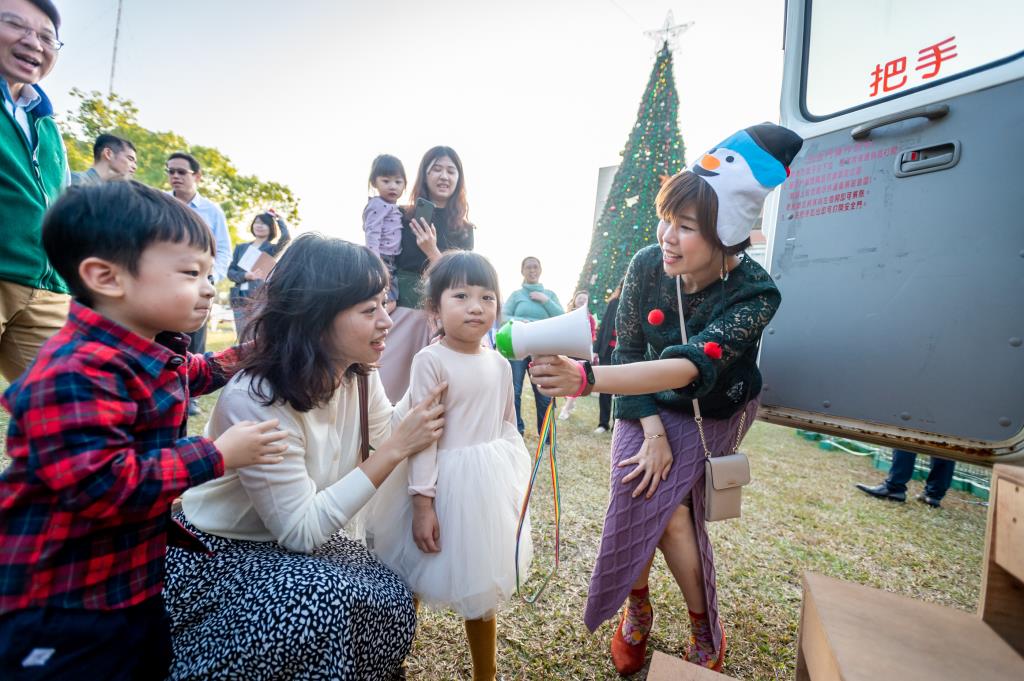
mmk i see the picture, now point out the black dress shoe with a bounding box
[855,482,906,502]
[916,493,942,508]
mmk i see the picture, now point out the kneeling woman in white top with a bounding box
[164,234,446,681]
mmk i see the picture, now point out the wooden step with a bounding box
[797,572,1024,681]
[647,651,738,680]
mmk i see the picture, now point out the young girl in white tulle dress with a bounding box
[369,251,532,680]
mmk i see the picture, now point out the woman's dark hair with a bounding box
[41,181,214,306]
[655,171,751,255]
[607,278,624,302]
[368,154,406,188]
[409,146,473,235]
[423,251,501,320]
[249,212,280,241]
[239,234,389,413]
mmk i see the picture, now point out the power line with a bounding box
[108,0,124,95]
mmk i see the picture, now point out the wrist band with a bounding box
[644,433,665,441]
[571,361,588,398]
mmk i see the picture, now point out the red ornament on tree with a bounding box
[647,309,665,326]
[703,342,723,359]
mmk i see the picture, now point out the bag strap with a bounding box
[675,276,745,460]
[357,373,370,462]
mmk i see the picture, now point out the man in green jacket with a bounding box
[0,0,69,382]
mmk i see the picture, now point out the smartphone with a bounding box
[412,198,435,225]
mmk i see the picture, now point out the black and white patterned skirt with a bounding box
[164,515,416,680]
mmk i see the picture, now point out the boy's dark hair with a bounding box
[368,154,406,188]
[167,152,201,173]
[27,0,60,31]
[239,234,389,413]
[41,181,216,306]
[423,250,501,318]
[655,171,751,255]
[93,133,135,161]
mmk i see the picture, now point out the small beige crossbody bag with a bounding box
[675,277,751,522]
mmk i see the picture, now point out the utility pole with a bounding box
[108,0,123,95]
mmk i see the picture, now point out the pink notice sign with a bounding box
[782,141,900,221]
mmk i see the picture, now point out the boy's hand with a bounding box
[412,496,441,553]
[215,419,288,469]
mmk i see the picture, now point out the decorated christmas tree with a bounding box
[577,37,687,317]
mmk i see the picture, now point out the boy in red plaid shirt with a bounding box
[0,181,288,680]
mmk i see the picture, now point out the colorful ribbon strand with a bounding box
[515,399,562,603]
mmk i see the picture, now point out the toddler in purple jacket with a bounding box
[362,154,407,308]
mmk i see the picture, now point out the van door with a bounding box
[759,0,1024,463]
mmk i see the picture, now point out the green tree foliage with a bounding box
[59,89,300,242]
[576,44,685,318]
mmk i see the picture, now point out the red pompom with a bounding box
[703,342,723,360]
[647,309,665,326]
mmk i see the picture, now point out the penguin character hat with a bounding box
[690,122,804,247]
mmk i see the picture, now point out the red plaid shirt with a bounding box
[0,302,236,614]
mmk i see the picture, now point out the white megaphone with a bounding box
[495,305,593,360]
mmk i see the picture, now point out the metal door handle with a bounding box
[894,141,961,178]
[851,104,950,140]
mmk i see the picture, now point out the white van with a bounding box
[759,1,1024,463]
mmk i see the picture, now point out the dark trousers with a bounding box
[231,294,252,339]
[885,449,956,500]
[509,358,551,436]
[187,322,207,355]
[0,595,172,680]
[598,392,612,429]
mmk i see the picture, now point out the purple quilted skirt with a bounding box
[583,400,758,655]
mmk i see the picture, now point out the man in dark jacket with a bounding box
[0,0,68,381]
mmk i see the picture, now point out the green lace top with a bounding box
[612,244,781,420]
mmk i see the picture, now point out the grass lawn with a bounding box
[0,330,988,679]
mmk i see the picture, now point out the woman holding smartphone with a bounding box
[378,146,476,402]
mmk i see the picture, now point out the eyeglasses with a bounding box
[0,14,63,52]
[166,168,194,176]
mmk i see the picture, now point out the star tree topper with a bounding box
[643,10,694,52]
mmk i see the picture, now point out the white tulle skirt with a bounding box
[367,426,533,620]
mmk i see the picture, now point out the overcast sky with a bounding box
[46,0,786,302]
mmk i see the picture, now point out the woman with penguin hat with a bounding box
[530,122,803,674]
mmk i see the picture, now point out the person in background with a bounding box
[856,449,956,508]
[70,133,136,185]
[378,146,475,403]
[362,153,406,311]
[166,151,231,415]
[558,289,597,421]
[502,256,562,437]
[226,210,290,337]
[0,0,69,382]
[592,280,623,434]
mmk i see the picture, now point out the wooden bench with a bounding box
[647,651,738,680]
[795,463,1024,680]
